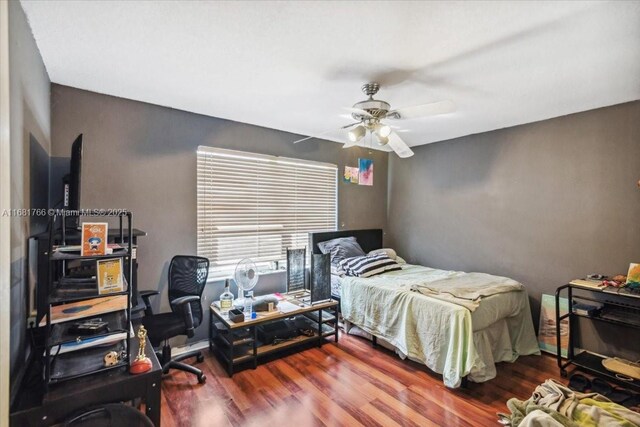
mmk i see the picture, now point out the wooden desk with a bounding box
[10,329,162,426]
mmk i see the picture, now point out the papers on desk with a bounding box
[569,279,605,290]
[211,294,305,315]
[278,300,301,314]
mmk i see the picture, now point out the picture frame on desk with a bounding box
[97,258,124,295]
[81,222,108,256]
[286,248,306,294]
[310,253,331,305]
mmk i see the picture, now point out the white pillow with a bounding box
[368,248,397,260]
[395,256,407,265]
[330,264,345,276]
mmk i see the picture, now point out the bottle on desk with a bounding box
[244,291,254,320]
[219,279,234,313]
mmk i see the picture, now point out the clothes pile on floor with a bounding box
[498,379,640,426]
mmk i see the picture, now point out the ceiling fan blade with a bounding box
[387,132,414,158]
[343,107,373,118]
[293,122,359,144]
[343,139,358,149]
[388,100,455,120]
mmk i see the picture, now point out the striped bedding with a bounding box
[338,254,402,278]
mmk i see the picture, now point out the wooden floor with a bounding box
[160,332,564,427]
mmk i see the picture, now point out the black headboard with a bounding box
[309,229,383,255]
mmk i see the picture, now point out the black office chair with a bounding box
[63,403,154,427]
[141,255,209,384]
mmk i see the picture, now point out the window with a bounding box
[197,146,337,276]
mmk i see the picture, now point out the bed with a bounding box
[309,229,540,388]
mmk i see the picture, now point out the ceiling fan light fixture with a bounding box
[376,134,389,146]
[347,125,366,142]
[374,123,391,138]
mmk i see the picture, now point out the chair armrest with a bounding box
[170,295,200,306]
[139,290,160,317]
[170,296,201,338]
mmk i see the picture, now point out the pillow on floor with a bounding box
[339,254,402,278]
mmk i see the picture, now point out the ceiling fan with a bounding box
[293,83,455,158]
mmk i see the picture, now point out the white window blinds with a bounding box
[197,146,337,273]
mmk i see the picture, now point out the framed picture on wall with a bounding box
[358,158,373,186]
[538,294,569,358]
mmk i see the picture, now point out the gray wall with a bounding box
[8,0,51,398]
[51,84,388,344]
[388,101,640,356]
[50,86,639,354]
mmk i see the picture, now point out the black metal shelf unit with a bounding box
[555,283,640,393]
[43,211,133,387]
[209,302,339,376]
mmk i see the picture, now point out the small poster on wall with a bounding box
[358,158,373,186]
[343,166,359,184]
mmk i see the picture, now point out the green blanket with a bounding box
[340,264,539,387]
[501,380,640,427]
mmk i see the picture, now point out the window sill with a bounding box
[207,267,287,282]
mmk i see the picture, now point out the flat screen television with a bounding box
[63,134,82,227]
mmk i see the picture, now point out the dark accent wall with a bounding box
[387,101,640,356]
[8,0,51,401]
[51,84,388,344]
[50,86,638,354]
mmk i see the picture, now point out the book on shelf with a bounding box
[47,323,134,355]
[572,301,603,316]
[39,294,128,326]
[58,276,96,285]
[54,245,82,253]
[54,243,129,256]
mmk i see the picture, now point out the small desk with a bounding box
[10,327,162,426]
[555,283,640,393]
[209,293,339,376]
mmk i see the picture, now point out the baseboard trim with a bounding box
[171,340,208,358]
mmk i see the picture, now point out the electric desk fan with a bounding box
[234,258,259,319]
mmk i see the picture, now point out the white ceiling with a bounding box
[21,1,640,148]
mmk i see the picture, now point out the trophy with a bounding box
[130,325,152,374]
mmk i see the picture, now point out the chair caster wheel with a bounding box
[198,374,206,384]
[197,354,204,363]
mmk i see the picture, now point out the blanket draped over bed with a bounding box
[408,268,524,311]
[339,264,540,388]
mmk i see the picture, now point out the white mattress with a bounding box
[333,271,529,331]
